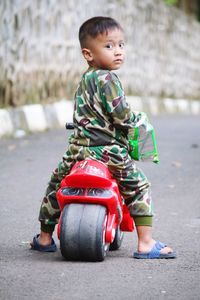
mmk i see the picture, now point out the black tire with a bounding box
[109,225,124,251]
[60,204,109,261]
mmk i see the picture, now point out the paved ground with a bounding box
[0,115,200,300]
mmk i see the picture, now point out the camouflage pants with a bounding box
[39,143,153,227]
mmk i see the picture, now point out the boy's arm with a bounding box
[99,72,137,131]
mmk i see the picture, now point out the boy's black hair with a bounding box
[79,16,123,48]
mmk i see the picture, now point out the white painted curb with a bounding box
[0,109,14,137]
[53,99,73,126]
[19,104,48,132]
[191,100,200,115]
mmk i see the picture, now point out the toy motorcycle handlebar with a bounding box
[66,123,75,130]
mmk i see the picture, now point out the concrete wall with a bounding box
[0,0,200,106]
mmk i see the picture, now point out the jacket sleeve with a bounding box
[98,72,137,131]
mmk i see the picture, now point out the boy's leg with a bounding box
[33,144,94,247]
[32,149,75,247]
[36,170,62,246]
[99,145,175,257]
[39,168,64,233]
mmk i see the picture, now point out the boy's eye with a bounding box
[105,44,113,49]
[119,42,125,48]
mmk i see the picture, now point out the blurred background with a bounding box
[0,0,200,107]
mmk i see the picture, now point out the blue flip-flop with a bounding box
[30,234,57,252]
[133,241,176,259]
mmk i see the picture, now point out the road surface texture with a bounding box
[0,115,200,300]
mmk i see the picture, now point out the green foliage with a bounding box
[198,0,200,22]
[164,0,178,5]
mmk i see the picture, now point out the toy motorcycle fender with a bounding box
[56,158,134,262]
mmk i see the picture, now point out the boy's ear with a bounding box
[82,48,93,62]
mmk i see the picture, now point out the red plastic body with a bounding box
[56,159,134,243]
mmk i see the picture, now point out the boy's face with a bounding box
[82,28,125,70]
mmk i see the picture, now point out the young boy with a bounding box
[31,16,176,259]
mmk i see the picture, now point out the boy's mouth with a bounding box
[114,59,123,63]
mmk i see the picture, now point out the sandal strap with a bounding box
[148,241,167,258]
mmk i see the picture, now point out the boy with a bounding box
[31,16,176,259]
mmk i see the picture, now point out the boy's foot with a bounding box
[30,234,57,252]
[133,241,176,259]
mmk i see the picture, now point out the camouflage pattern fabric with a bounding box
[39,67,153,226]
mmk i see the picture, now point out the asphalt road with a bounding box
[0,115,200,300]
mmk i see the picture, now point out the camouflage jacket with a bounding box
[69,67,137,148]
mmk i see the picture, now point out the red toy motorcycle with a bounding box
[56,125,134,262]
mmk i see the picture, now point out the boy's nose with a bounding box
[114,47,122,56]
